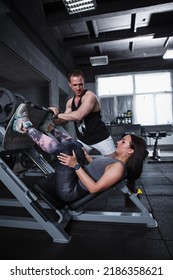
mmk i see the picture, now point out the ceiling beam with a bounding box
[63,25,173,48]
[130,13,136,33]
[44,0,173,26]
[74,45,166,65]
[86,20,98,38]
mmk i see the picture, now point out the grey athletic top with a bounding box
[79,157,127,190]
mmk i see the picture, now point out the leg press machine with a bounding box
[0,103,158,243]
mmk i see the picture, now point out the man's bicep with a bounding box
[75,103,93,119]
[64,107,72,113]
[65,99,72,113]
[79,95,96,115]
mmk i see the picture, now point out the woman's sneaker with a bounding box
[12,103,33,134]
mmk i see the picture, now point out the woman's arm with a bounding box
[57,151,124,194]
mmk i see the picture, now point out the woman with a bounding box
[13,103,148,202]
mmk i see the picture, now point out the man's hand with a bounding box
[48,106,60,117]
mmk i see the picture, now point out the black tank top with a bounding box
[71,90,110,145]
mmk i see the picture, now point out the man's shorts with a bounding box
[78,135,116,156]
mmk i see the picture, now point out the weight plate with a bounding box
[0,87,17,123]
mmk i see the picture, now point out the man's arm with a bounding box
[55,92,97,123]
[49,99,73,126]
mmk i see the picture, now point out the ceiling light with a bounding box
[63,0,97,15]
[163,49,173,59]
[90,56,108,66]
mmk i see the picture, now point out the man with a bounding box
[50,69,116,157]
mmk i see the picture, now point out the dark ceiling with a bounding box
[1,0,173,83]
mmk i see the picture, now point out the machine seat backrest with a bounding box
[68,179,125,210]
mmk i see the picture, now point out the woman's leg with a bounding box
[27,127,87,200]
[27,127,61,154]
[12,104,86,165]
[27,127,86,166]
[27,128,87,201]
[54,162,88,201]
[50,127,72,143]
[52,140,87,201]
[12,103,72,148]
[12,103,87,201]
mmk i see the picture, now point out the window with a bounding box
[135,72,172,125]
[135,72,172,93]
[136,94,155,125]
[97,75,133,96]
[96,71,173,125]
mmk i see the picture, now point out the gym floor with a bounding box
[0,155,173,260]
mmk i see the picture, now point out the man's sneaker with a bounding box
[12,103,33,134]
[39,112,54,133]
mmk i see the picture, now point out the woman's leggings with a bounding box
[27,127,87,201]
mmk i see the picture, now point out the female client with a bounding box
[12,103,148,202]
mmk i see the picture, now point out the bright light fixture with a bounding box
[63,0,97,14]
[90,56,108,66]
[163,49,173,59]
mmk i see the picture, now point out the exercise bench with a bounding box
[141,125,172,163]
[0,102,158,243]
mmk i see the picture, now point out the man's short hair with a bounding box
[68,69,85,81]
